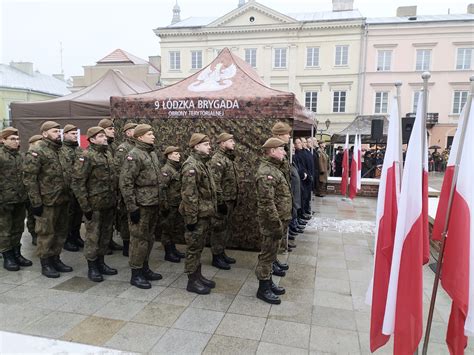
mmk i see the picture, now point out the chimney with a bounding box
[468,4,474,14]
[171,1,181,25]
[238,0,245,7]
[332,0,354,12]
[148,55,161,71]
[396,6,417,17]
[52,73,65,81]
[10,61,34,76]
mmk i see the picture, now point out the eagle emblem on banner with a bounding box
[188,63,237,92]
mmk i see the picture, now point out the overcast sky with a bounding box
[1,0,470,78]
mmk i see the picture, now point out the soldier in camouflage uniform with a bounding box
[158,146,185,263]
[255,137,291,304]
[0,127,32,271]
[179,133,217,295]
[25,135,43,246]
[60,124,84,252]
[119,124,162,289]
[114,122,137,257]
[72,127,118,282]
[23,121,72,278]
[209,133,238,270]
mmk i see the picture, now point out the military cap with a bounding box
[216,132,233,143]
[1,127,19,139]
[262,137,286,149]
[40,121,60,132]
[271,122,291,135]
[189,133,210,148]
[98,118,114,128]
[133,124,153,138]
[63,124,78,133]
[28,135,43,144]
[164,146,181,156]
[123,122,138,133]
[87,126,105,140]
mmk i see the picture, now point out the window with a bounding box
[453,91,468,114]
[416,49,431,71]
[456,48,473,70]
[374,92,389,113]
[306,47,319,67]
[377,50,392,71]
[169,51,180,70]
[305,92,318,112]
[273,48,287,68]
[412,91,422,113]
[333,91,346,113]
[335,45,349,66]
[191,51,202,69]
[245,48,257,68]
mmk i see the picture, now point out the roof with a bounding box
[0,64,70,96]
[367,13,474,24]
[331,115,389,144]
[97,49,160,74]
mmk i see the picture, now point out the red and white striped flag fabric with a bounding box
[366,99,402,352]
[382,92,429,354]
[357,134,362,190]
[349,134,360,199]
[341,133,349,196]
[432,100,474,354]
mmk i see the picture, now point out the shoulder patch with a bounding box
[118,148,124,152]
[31,152,38,157]
[162,172,168,177]
[188,169,196,176]
[79,157,85,162]
[127,156,133,161]
[216,162,222,167]
[267,175,274,180]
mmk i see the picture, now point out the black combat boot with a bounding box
[97,255,117,275]
[50,255,73,272]
[274,259,289,271]
[164,245,181,263]
[171,244,185,259]
[109,239,123,251]
[130,268,151,289]
[212,253,231,270]
[63,235,80,252]
[272,262,286,277]
[13,245,32,267]
[2,250,20,271]
[186,269,211,295]
[40,258,59,278]
[270,277,286,295]
[73,230,84,248]
[222,251,236,264]
[257,279,281,305]
[122,240,129,257]
[87,260,103,282]
[143,261,162,281]
[197,264,216,289]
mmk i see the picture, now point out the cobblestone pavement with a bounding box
[0,195,472,354]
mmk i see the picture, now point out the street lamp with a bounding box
[316,118,331,139]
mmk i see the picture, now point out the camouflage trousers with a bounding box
[26,200,36,239]
[84,208,114,261]
[279,224,289,250]
[0,203,26,253]
[160,206,184,246]
[129,206,158,269]
[35,203,69,258]
[68,195,83,235]
[255,234,280,281]
[117,200,130,242]
[211,200,235,255]
[184,217,211,274]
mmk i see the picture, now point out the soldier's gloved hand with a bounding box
[130,209,140,224]
[84,210,93,221]
[217,203,228,215]
[32,205,43,217]
[186,223,197,232]
[161,209,170,217]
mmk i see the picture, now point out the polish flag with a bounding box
[349,134,360,199]
[357,134,362,190]
[341,133,349,196]
[382,92,429,354]
[432,99,474,354]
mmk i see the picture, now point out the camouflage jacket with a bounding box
[208,147,238,204]
[159,159,182,209]
[255,156,292,237]
[0,145,27,204]
[179,151,217,224]
[71,143,117,212]
[23,138,69,207]
[59,140,83,186]
[119,140,161,212]
[107,137,118,158]
[114,138,135,172]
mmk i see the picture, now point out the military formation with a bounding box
[0,119,316,305]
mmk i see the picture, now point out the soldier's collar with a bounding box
[63,140,79,147]
[44,137,62,149]
[167,159,181,169]
[192,150,211,162]
[89,143,108,152]
[135,140,154,152]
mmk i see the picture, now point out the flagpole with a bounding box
[422,75,474,355]
[395,81,404,185]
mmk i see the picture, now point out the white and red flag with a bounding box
[381,92,429,354]
[349,134,362,199]
[366,99,402,352]
[357,134,362,190]
[341,133,349,196]
[432,99,474,354]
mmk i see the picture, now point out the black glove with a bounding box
[161,209,170,217]
[320,172,324,175]
[217,203,228,215]
[130,209,140,224]
[32,205,43,217]
[186,223,197,232]
[84,210,93,221]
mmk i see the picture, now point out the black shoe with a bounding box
[289,235,295,240]
[50,256,73,272]
[270,278,286,295]
[143,261,162,281]
[106,248,113,255]
[275,259,289,271]
[63,240,80,252]
[197,264,216,289]
[297,219,308,225]
[164,245,181,263]
[87,260,103,282]
[109,239,123,251]
[122,240,129,257]
[186,269,210,295]
[40,258,59,278]
[288,230,298,237]
[171,244,185,259]
[288,241,296,249]
[130,268,151,289]
[212,254,231,270]
[97,255,117,275]
[302,213,312,220]
[222,251,236,264]
[293,228,304,234]
[296,224,306,231]
[316,194,325,197]
[73,233,84,248]
[257,279,281,305]
[2,250,20,271]
[272,263,286,277]
[13,245,32,267]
